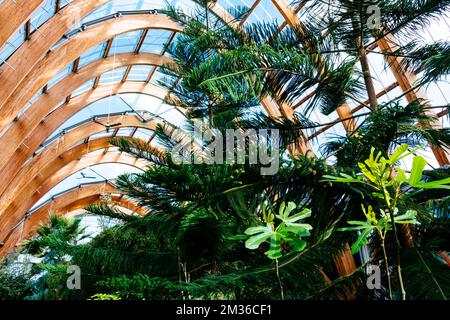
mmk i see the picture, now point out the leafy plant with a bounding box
[323,144,450,299]
[244,201,312,299]
[89,293,121,300]
[244,201,312,259]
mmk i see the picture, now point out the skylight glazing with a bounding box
[2,0,449,222]
[78,42,108,68]
[0,0,72,66]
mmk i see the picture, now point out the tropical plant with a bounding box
[323,144,450,299]
[4,0,449,301]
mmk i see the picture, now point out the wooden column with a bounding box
[270,0,358,277]
[377,35,449,165]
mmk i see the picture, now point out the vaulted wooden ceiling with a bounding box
[0,0,447,260]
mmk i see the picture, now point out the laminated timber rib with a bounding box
[0,81,168,198]
[0,0,43,48]
[0,115,158,238]
[377,36,449,165]
[0,140,153,251]
[0,53,171,195]
[0,13,182,132]
[0,183,145,257]
[25,192,146,236]
[0,0,112,109]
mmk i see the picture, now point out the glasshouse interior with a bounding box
[0,0,449,301]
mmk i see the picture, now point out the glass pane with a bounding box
[0,27,26,66]
[127,65,154,81]
[109,30,142,55]
[30,0,57,32]
[140,30,173,54]
[78,42,107,68]
[99,66,128,84]
[47,63,73,89]
[72,79,95,97]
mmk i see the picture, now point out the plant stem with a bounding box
[275,259,284,300]
[380,238,393,300]
[380,180,406,300]
[352,14,378,111]
[387,208,407,300]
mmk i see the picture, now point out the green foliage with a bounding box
[89,293,121,300]
[22,214,86,262]
[97,274,183,300]
[4,1,449,301]
[245,202,312,259]
[324,144,450,299]
[0,269,30,300]
[323,144,450,254]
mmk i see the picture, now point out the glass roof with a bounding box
[1,0,449,215]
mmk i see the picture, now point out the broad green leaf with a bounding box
[284,222,313,231]
[279,202,286,218]
[265,249,282,259]
[350,228,372,254]
[245,232,273,250]
[416,177,450,189]
[288,238,307,252]
[409,156,427,186]
[394,220,421,225]
[347,220,373,227]
[265,234,282,259]
[287,208,311,221]
[394,209,417,221]
[338,226,372,231]
[276,208,311,224]
[395,168,408,184]
[387,144,409,164]
[285,202,297,215]
[244,223,274,250]
[245,225,272,235]
[393,210,420,225]
[358,163,377,183]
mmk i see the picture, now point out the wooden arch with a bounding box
[0,13,182,131]
[20,193,146,241]
[0,114,158,221]
[0,82,169,198]
[0,182,146,257]
[0,52,171,188]
[0,2,307,152]
[0,0,43,48]
[0,139,152,245]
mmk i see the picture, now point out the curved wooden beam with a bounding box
[0,182,121,257]
[0,0,112,106]
[0,114,157,219]
[0,52,170,193]
[0,139,151,244]
[0,0,43,48]
[0,13,181,131]
[0,81,168,198]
